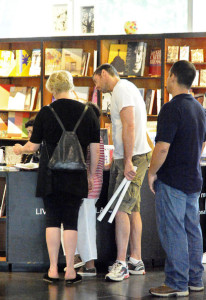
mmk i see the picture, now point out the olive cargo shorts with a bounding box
[108,152,152,214]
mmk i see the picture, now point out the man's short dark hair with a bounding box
[170,60,196,89]
[93,63,119,77]
[25,119,35,128]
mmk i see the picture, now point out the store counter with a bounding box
[1,170,165,270]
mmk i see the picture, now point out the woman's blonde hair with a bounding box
[46,70,74,95]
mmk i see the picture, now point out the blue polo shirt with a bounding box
[156,93,206,194]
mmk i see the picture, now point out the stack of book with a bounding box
[0,49,41,77]
[107,42,147,77]
[45,48,92,76]
[0,85,39,111]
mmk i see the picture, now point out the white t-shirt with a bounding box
[110,79,151,159]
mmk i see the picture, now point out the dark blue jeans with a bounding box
[155,179,204,291]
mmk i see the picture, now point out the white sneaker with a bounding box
[105,261,129,282]
[189,285,204,292]
[202,252,206,264]
[127,259,146,275]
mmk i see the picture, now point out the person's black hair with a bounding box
[87,102,101,119]
[170,60,196,89]
[25,119,35,128]
[93,63,119,78]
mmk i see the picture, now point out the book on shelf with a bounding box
[21,112,30,138]
[125,42,147,76]
[145,89,156,115]
[0,84,14,109]
[45,48,62,76]
[0,50,16,76]
[72,86,90,103]
[7,111,30,138]
[8,86,27,110]
[156,89,161,114]
[91,87,98,104]
[104,123,113,145]
[149,49,161,76]
[15,50,32,76]
[61,48,83,76]
[0,112,8,138]
[29,49,41,76]
[191,49,204,63]
[108,44,128,75]
[100,128,109,145]
[167,46,179,63]
[30,87,38,110]
[84,52,91,76]
[102,93,112,112]
[194,93,205,106]
[93,50,98,72]
[0,183,6,217]
[24,87,32,110]
[81,52,88,75]
[104,145,114,165]
[179,46,189,61]
[192,70,199,87]
[35,90,41,110]
[200,69,206,87]
[169,93,173,101]
[139,88,145,100]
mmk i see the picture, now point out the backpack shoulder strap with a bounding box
[48,105,66,132]
[73,103,89,133]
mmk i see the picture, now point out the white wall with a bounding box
[0,0,192,38]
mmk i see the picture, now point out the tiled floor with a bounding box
[0,267,206,299]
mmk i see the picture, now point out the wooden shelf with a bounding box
[191,86,206,89]
[166,62,206,65]
[0,137,28,141]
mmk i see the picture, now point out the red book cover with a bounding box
[149,49,161,76]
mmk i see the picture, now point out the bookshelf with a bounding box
[0,39,42,142]
[164,33,206,104]
[99,34,163,123]
[2,33,206,140]
[42,36,99,106]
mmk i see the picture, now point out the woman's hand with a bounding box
[13,144,23,155]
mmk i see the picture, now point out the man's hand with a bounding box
[13,144,23,155]
[124,159,136,181]
[148,171,157,194]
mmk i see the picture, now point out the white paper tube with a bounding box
[97,177,128,222]
[108,180,131,223]
[108,166,137,223]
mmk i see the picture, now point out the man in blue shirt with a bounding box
[148,60,206,297]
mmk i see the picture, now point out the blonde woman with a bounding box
[13,70,100,284]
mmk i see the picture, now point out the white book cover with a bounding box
[93,50,97,72]
[29,49,41,76]
[61,48,83,75]
[8,87,27,110]
[30,87,37,110]
[7,112,22,136]
[0,184,6,217]
[156,89,161,114]
[73,86,90,103]
[102,93,112,112]
[84,52,91,76]
[139,88,145,100]
[192,70,199,87]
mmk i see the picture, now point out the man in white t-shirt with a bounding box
[93,64,152,282]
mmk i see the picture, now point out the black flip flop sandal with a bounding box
[65,273,82,285]
[43,273,59,283]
